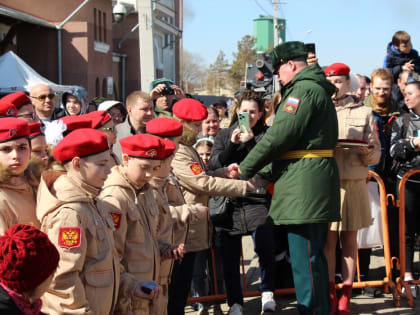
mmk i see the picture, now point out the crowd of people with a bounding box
[0,29,419,315]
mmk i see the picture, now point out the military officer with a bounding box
[238,41,341,315]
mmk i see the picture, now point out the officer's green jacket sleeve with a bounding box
[239,85,314,179]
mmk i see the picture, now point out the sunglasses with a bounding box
[102,127,115,132]
[30,93,56,102]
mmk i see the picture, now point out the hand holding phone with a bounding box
[238,112,250,134]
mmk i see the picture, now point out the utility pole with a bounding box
[137,0,155,92]
[273,0,279,46]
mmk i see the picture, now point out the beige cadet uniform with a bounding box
[98,165,161,314]
[331,97,381,231]
[0,178,39,235]
[171,143,247,253]
[37,171,138,314]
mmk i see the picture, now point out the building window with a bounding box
[102,78,107,96]
[98,10,102,42]
[95,78,100,97]
[103,12,107,43]
[93,8,97,40]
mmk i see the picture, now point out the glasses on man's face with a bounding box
[102,126,115,132]
[30,93,55,102]
[16,112,37,120]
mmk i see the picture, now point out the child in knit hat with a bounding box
[0,224,59,315]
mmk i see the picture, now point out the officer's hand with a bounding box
[225,163,240,178]
[194,203,209,220]
[231,127,241,144]
[134,281,161,300]
[171,85,185,100]
[150,84,166,100]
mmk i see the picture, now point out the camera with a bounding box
[161,86,175,96]
[112,3,127,23]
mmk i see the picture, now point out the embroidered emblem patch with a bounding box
[146,149,157,158]
[7,108,16,116]
[58,227,82,249]
[110,212,122,229]
[9,129,17,138]
[283,97,300,114]
[190,162,203,175]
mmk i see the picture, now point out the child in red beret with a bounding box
[37,129,159,314]
[0,118,40,235]
[97,133,174,314]
[0,224,59,315]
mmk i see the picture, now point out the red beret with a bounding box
[172,99,208,121]
[120,134,175,159]
[324,63,350,77]
[58,115,91,132]
[0,101,17,117]
[52,128,109,163]
[82,110,112,129]
[0,118,29,143]
[146,117,183,137]
[1,92,31,109]
[29,122,43,139]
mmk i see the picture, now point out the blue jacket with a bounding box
[384,42,420,81]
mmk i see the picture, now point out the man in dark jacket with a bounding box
[238,41,340,314]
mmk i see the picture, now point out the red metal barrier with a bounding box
[187,171,396,305]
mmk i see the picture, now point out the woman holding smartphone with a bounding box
[323,63,381,315]
[209,90,276,315]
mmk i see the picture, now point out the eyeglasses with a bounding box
[102,127,115,132]
[30,93,56,102]
[16,112,37,120]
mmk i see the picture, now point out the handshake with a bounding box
[224,163,269,193]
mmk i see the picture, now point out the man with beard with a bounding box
[364,68,401,272]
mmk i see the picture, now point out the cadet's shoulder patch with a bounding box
[58,227,82,249]
[110,212,122,229]
[283,96,300,114]
[190,162,203,175]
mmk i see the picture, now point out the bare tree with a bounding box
[182,50,207,93]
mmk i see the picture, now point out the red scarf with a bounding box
[0,282,42,315]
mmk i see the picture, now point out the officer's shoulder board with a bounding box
[283,96,300,115]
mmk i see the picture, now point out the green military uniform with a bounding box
[239,41,340,315]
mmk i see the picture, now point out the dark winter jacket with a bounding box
[390,110,420,181]
[209,122,270,234]
[0,285,24,315]
[384,42,420,81]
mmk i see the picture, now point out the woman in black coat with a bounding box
[208,90,276,314]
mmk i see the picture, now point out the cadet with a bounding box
[37,128,159,314]
[146,117,209,315]
[238,41,341,315]
[98,133,175,314]
[168,98,254,315]
[0,118,40,234]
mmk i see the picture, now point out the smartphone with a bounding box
[304,43,316,55]
[238,112,250,133]
[141,281,159,294]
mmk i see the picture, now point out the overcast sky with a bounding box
[183,0,420,77]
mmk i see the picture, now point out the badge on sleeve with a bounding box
[110,212,122,229]
[283,97,300,114]
[190,162,203,175]
[58,227,82,249]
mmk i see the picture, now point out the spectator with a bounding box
[113,91,155,159]
[28,122,49,182]
[0,224,59,315]
[150,78,185,117]
[199,107,220,139]
[29,84,65,124]
[98,100,127,125]
[61,91,87,116]
[0,118,40,234]
[390,80,420,297]
[355,74,370,102]
[384,30,420,81]
[194,138,213,170]
[323,63,380,314]
[264,92,281,126]
[209,90,276,314]
[1,92,37,123]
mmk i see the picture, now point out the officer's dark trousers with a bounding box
[286,223,329,315]
[168,251,196,315]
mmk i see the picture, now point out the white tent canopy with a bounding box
[0,51,84,95]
